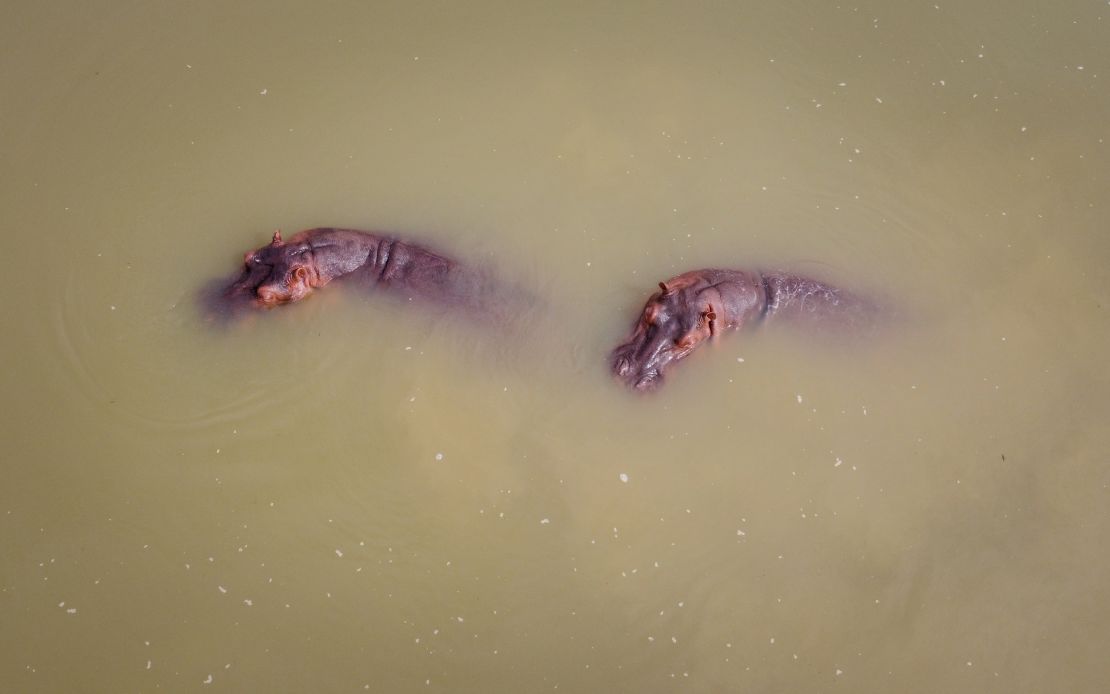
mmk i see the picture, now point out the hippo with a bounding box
[209,228,507,321]
[610,269,876,391]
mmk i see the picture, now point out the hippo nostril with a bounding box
[615,358,631,377]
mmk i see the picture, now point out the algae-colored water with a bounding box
[2,2,1108,692]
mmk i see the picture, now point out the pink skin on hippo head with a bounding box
[226,230,320,307]
[610,278,720,392]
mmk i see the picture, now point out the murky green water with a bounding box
[3,1,1108,692]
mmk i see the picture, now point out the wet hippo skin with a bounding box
[610,269,876,391]
[211,228,502,321]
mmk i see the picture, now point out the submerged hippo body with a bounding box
[214,228,497,319]
[610,269,875,391]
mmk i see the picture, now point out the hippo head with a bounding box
[225,231,316,307]
[610,280,717,391]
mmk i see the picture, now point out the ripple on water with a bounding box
[51,264,351,435]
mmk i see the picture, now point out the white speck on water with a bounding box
[836,668,844,676]
[218,586,227,594]
[540,518,551,525]
[770,637,775,644]
[736,357,745,362]
[335,549,344,558]
[259,88,268,95]
[736,529,746,536]
[671,636,678,644]
[203,674,213,684]
[110,305,116,311]
[619,473,629,483]
[434,452,443,461]
[146,660,152,670]
[835,457,844,468]
[243,599,252,606]
[796,394,803,403]
[875,97,883,104]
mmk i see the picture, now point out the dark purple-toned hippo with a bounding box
[209,228,505,321]
[610,269,876,391]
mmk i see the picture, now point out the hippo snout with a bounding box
[611,344,666,392]
[633,371,663,391]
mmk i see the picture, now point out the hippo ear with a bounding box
[705,304,717,336]
[658,281,669,295]
[271,230,283,245]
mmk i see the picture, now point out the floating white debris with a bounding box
[836,669,843,676]
[203,674,213,684]
[218,586,227,594]
[259,88,268,95]
[434,452,443,461]
[540,518,551,525]
[796,394,803,404]
[835,457,843,468]
[619,473,629,483]
[335,549,344,558]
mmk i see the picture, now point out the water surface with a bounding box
[2,2,1108,692]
